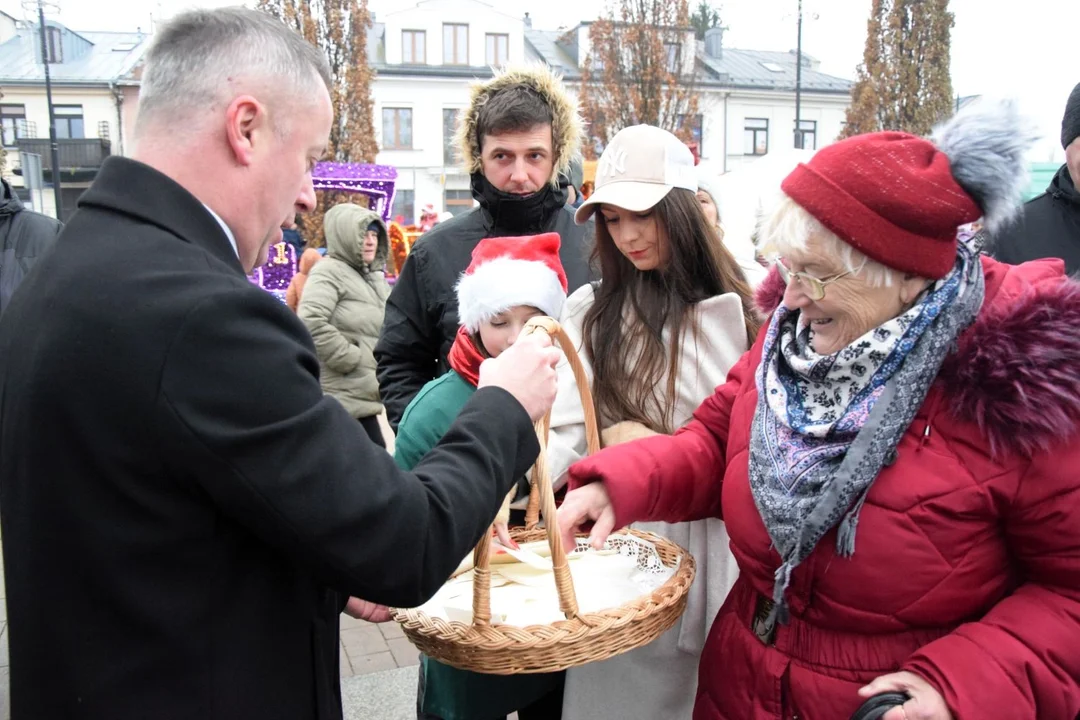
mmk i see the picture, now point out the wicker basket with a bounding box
[391,316,697,675]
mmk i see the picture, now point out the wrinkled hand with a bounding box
[478,332,561,422]
[557,482,616,551]
[859,672,952,720]
[344,597,392,623]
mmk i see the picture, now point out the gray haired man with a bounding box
[0,8,559,719]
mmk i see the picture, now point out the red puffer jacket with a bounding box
[568,258,1080,720]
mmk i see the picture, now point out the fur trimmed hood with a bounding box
[753,258,1080,457]
[455,64,584,187]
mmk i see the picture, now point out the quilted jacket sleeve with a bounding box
[902,443,1080,718]
[567,348,756,528]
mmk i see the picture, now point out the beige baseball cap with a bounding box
[575,124,698,225]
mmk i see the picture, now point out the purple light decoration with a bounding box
[313,162,399,222]
[248,242,297,304]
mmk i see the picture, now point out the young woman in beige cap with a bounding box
[546,124,760,720]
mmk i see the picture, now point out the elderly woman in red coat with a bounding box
[557,99,1080,720]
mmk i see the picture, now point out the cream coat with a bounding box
[548,283,749,720]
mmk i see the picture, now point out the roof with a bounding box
[0,27,150,85]
[699,47,851,93]
[524,28,852,94]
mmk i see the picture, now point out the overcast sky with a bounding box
[4,0,1075,162]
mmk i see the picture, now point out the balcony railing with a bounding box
[14,138,111,171]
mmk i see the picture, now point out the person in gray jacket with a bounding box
[299,202,390,446]
[0,177,62,313]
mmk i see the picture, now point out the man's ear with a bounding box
[224,95,265,167]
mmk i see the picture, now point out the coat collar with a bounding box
[77,157,245,276]
[753,257,1080,457]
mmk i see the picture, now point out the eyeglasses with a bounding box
[775,258,857,301]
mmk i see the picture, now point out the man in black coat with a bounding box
[0,9,560,720]
[993,81,1080,274]
[0,176,62,313]
[375,65,596,430]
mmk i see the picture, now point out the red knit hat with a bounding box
[781,131,983,279]
[455,232,568,332]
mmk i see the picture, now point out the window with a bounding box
[678,113,703,146]
[1,104,25,147]
[443,108,461,166]
[744,118,768,156]
[761,62,785,73]
[485,33,508,66]
[402,30,426,64]
[794,119,816,150]
[54,105,84,139]
[45,26,63,63]
[382,107,412,150]
[665,42,681,74]
[444,189,473,216]
[443,23,468,65]
[392,189,415,225]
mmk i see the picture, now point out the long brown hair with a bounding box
[582,188,760,434]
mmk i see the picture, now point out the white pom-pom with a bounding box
[931,98,1040,233]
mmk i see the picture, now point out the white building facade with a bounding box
[369,0,853,224]
[0,12,149,220]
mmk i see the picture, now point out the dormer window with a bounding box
[45,26,62,63]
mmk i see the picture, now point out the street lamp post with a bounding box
[794,0,803,150]
[27,0,63,221]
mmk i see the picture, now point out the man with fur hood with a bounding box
[375,65,595,429]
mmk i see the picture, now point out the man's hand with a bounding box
[556,482,616,551]
[859,671,952,720]
[344,597,392,623]
[478,333,561,422]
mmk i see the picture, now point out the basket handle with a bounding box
[471,316,602,626]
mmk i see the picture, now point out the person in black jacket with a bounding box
[0,9,560,720]
[375,65,596,429]
[0,177,62,313]
[993,81,1080,274]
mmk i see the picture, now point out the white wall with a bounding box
[373,75,476,221]
[382,0,525,67]
[0,13,17,45]
[2,85,124,179]
[713,89,849,171]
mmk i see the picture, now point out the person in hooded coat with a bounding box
[299,203,390,447]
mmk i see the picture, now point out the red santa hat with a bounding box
[456,232,568,333]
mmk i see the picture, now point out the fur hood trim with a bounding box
[753,263,1080,457]
[455,63,584,187]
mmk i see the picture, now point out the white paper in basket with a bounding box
[416,533,681,627]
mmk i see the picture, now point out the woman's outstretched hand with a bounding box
[557,482,616,551]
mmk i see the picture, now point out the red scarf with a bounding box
[447,325,487,387]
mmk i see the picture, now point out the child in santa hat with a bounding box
[394,231,569,720]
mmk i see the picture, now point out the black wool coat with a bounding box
[0,157,538,720]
